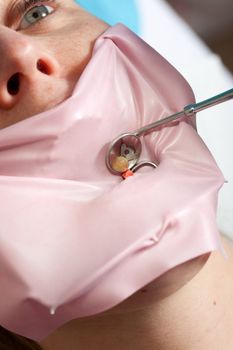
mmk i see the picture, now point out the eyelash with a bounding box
[17,0,53,14]
[16,0,55,28]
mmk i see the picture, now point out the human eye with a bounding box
[16,1,56,30]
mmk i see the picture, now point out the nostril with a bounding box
[37,59,51,75]
[7,73,21,95]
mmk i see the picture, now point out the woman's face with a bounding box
[0,0,109,129]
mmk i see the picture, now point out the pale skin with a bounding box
[40,236,233,350]
[0,0,108,128]
[0,1,233,349]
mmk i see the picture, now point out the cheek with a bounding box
[40,6,109,82]
[42,33,88,81]
[48,24,108,82]
[55,42,89,81]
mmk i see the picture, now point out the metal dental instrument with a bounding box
[106,88,233,175]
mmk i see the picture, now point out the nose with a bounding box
[0,26,57,110]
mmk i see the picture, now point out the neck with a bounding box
[41,235,233,350]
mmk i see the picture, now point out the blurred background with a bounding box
[166,0,233,73]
